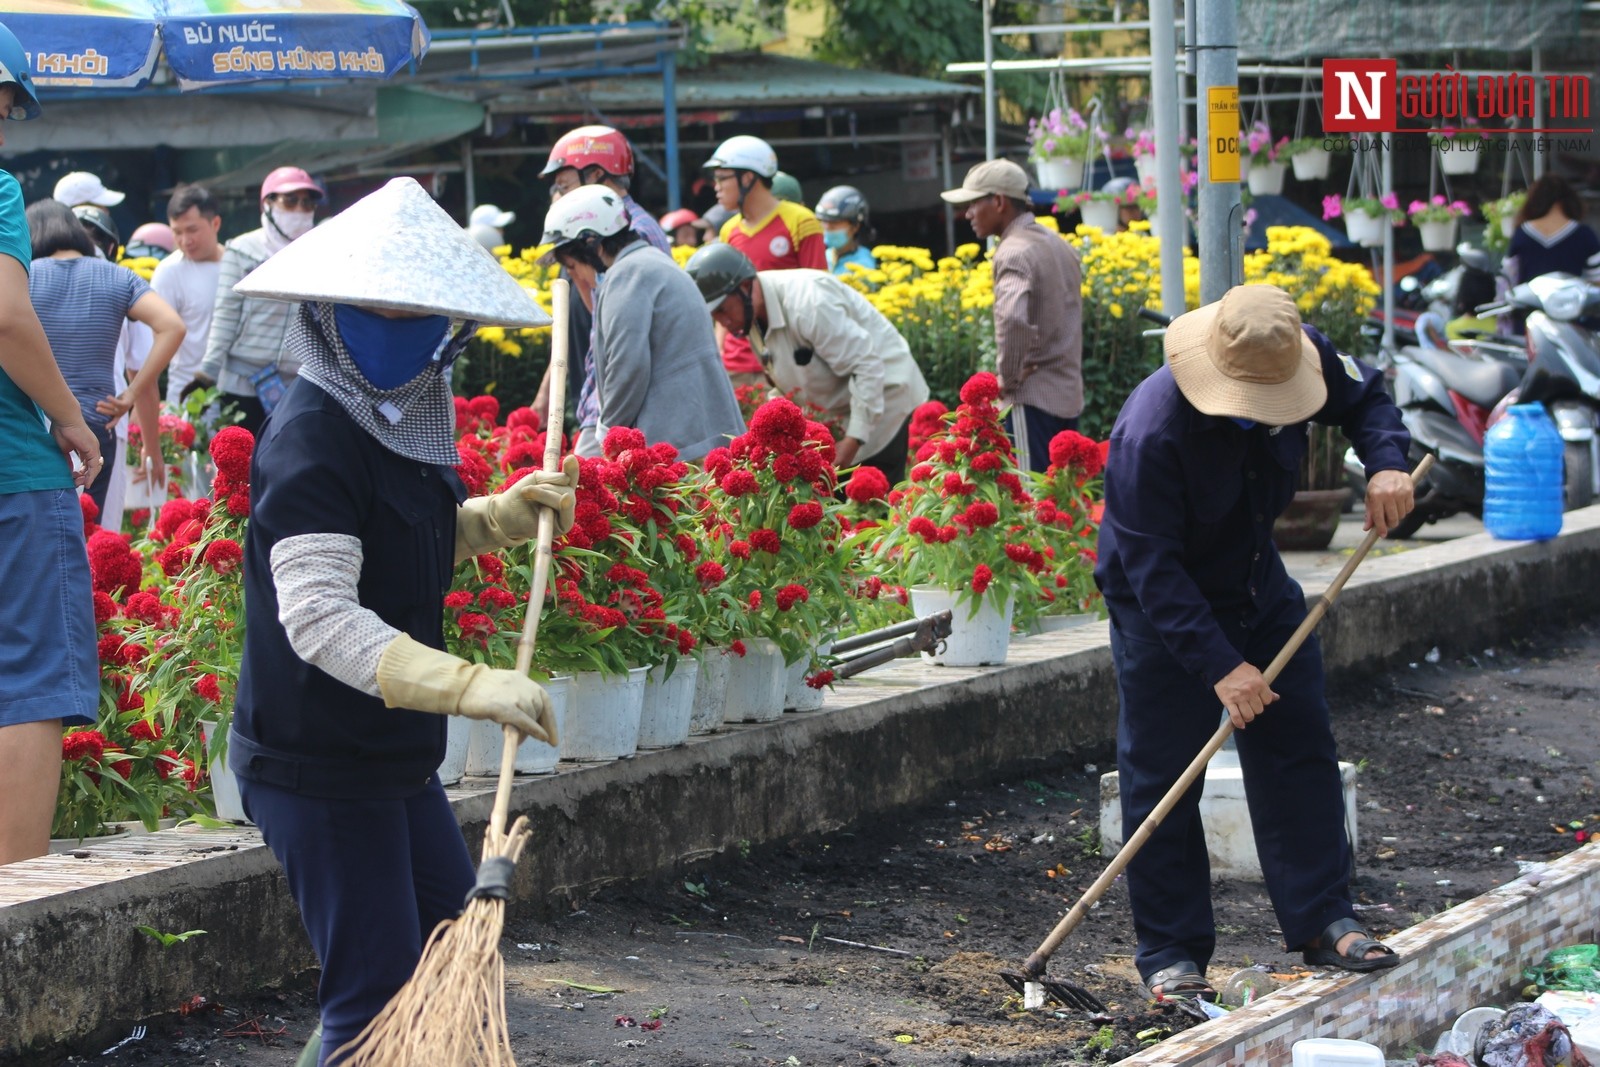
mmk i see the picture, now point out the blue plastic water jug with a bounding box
[1483,402,1564,541]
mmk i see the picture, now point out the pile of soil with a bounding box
[71,622,1600,1066]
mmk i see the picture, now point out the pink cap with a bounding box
[128,222,175,252]
[261,166,323,202]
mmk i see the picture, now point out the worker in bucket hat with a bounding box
[227,177,579,1066]
[1093,284,1413,1002]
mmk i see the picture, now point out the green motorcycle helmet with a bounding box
[684,242,758,311]
[772,170,803,204]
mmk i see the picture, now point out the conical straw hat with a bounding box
[233,177,551,328]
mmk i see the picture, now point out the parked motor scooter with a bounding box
[1480,272,1600,509]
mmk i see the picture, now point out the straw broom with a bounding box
[337,279,572,1067]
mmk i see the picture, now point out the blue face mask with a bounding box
[823,228,851,251]
[1230,417,1257,431]
[334,304,451,390]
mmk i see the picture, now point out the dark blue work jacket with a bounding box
[231,381,465,798]
[1093,326,1409,685]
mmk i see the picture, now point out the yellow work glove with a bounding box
[455,454,580,561]
[376,634,558,746]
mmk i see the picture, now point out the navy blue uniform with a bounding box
[1093,326,1408,980]
[232,381,475,1064]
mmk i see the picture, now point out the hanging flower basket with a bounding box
[1079,198,1121,233]
[1291,147,1331,181]
[1418,218,1460,253]
[1344,208,1386,247]
[1247,162,1287,196]
[1134,155,1158,186]
[1036,157,1084,192]
[1440,147,1481,176]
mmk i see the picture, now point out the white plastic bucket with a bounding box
[464,675,570,776]
[1078,199,1120,233]
[438,717,471,785]
[1344,209,1385,248]
[1247,161,1287,196]
[200,720,249,824]
[1289,1037,1384,1067]
[1034,156,1083,191]
[561,667,647,761]
[1419,218,1459,253]
[690,648,731,735]
[910,587,1014,667]
[783,641,833,712]
[638,659,698,749]
[1291,148,1331,181]
[723,637,786,722]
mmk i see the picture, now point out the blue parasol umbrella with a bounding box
[0,0,428,92]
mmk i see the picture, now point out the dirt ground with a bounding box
[66,621,1600,1066]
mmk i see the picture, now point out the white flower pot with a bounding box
[1134,155,1158,186]
[1034,157,1083,191]
[50,827,134,853]
[638,659,699,749]
[689,648,731,735]
[464,675,570,776]
[562,667,647,761]
[1247,162,1286,196]
[783,641,834,713]
[1344,209,1386,248]
[909,587,1015,667]
[200,721,249,824]
[1440,147,1480,175]
[1291,148,1331,181]
[723,637,786,723]
[1418,218,1459,253]
[1238,154,1252,182]
[439,717,471,785]
[1079,199,1120,233]
[1501,215,1517,238]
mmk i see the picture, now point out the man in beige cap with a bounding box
[1093,284,1415,1002]
[941,158,1082,472]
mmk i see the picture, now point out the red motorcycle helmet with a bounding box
[540,125,635,180]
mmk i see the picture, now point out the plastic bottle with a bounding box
[1483,403,1564,541]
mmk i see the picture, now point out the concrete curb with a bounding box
[5,509,1600,1060]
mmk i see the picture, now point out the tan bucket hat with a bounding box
[233,177,552,329]
[1164,284,1326,424]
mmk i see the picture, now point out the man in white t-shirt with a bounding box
[153,183,224,407]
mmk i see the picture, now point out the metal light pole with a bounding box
[983,0,998,160]
[1196,0,1241,305]
[1150,0,1185,318]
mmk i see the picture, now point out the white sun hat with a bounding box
[233,177,551,329]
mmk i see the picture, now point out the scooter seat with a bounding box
[1408,347,1522,409]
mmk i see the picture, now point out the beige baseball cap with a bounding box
[940,159,1031,204]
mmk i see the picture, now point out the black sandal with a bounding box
[1142,961,1217,1001]
[1301,917,1401,973]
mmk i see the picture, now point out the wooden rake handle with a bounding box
[488,280,570,846]
[1022,454,1433,976]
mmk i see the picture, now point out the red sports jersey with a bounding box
[720,201,827,374]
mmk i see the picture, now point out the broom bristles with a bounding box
[334,818,533,1067]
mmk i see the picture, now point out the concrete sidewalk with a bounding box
[0,506,1587,1062]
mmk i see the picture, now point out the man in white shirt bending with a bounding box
[154,184,224,407]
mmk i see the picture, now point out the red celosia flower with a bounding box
[86,530,144,597]
[747,590,762,609]
[970,451,1003,473]
[805,669,835,690]
[942,472,974,497]
[105,744,133,780]
[468,395,501,426]
[506,406,541,431]
[771,454,800,482]
[786,501,824,530]
[775,584,809,611]
[457,612,496,642]
[62,730,107,762]
[960,372,1001,406]
[128,507,150,529]
[124,591,165,624]
[729,539,752,560]
[156,748,180,780]
[937,525,959,543]
[455,445,492,497]
[1004,542,1035,564]
[695,561,726,586]
[703,447,734,478]
[845,465,890,503]
[479,587,517,612]
[79,492,100,536]
[1048,430,1104,477]
[444,590,473,609]
[909,463,934,483]
[194,674,223,703]
[996,472,1026,501]
[209,425,255,483]
[602,425,647,460]
[128,718,163,743]
[673,533,698,561]
[718,469,759,497]
[964,501,999,528]
[155,498,196,543]
[730,639,747,657]
[749,397,808,449]
[907,516,939,542]
[971,563,994,594]
[226,490,251,518]
[676,629,697,655]
[157,542,192,577]
[476,554,505,584]
[97,632,128,664]
[92,590,119,626]
[751,528,782,554]
[203,539,244,575]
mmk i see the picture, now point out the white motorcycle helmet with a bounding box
[540,184,630,251]
[705,135,778,179]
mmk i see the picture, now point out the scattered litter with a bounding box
[804,1003,819,1011]
[542,979,623,994]
[822,936,912,956]
[640,1019,662,1031]
[1425,647,1441,664]
[616,1039,646,1048]
[100,1026,147,1056]
[1436,879,1453,886]
[1523,945,1600,994]
[1084,764,1098,774]
[893,1034,915,1044]
[615,1015,637,1028]
[222,1017,287,1045]
[516,943,542,952]
[1425,705,1446,716]
[777,935,806,945]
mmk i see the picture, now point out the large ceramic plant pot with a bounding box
[909,587,1014,667]
[1271,488,1351,551]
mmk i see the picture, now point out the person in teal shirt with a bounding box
[0,21,106,866]
[816,185,879,277]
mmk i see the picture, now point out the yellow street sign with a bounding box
[1207,86,1240,183]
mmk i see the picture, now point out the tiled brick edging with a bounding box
[1117,842,1600,1066]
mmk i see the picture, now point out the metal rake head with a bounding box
[997,968,1109,1013]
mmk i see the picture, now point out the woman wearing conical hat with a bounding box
[227,178,577,1066]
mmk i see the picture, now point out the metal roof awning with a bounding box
[486,52,978,118]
